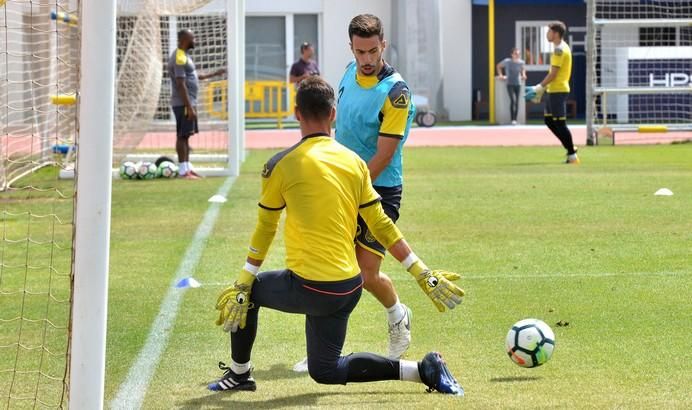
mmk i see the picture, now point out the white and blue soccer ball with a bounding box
[505,318,555,368]
[119,161,137,180]
[157,161,179,178]
[136,161,157,180]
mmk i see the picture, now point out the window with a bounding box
[516,21,553,70]
[293,14,319,63]
[246,16,286,81]
[639,27,676,46]
[639,26,692,46]
[682,27,692,46]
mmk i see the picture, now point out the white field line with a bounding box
[198,270,687,288]
[464,271,687,280]
[110,176,236,410]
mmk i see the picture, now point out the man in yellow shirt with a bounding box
[209,77,464,395]
[526,21,579,164]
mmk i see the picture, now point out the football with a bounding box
[136,161,158,180]
[505,318,555,368]
[119,161,137,180]
[157,161,179,178]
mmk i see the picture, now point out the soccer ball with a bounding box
[135,161,157,180]
[157,161,179,178]
[505,318,555,368]
[119,161,137,179]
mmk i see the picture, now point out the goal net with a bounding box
[115,0,232,172]
[586,0,692,144]
[1,0,80,407]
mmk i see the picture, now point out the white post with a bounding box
[238,0,246,161]
[68,0,116,408]
[227,0,245,175]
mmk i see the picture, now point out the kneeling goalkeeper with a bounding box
[210,76,465,395]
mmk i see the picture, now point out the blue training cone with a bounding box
[175,277,201,288]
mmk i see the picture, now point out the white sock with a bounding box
[231,360,251,375]
[400,360,421,383]
[186,161,193,172]
[179,162,188,175]
[386,297,405,325]
[568,153,578,161]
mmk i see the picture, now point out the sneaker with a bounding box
[565,155,580,165]
[207,362,257,392]
[178,172,199,179]
[292,356,309,373]
[388,305,412,359]
[511,120,517,125]
[188,169,204,178]
[418,352,464,396]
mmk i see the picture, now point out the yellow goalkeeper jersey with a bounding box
[255,133,402,282]
[547,41,572,93]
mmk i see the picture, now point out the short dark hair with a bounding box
[296,76,334,121]
[300,42,312,52]
[178,29,193,42]
[348,14,383,41]
[511,47,519,54]
[548,21,567,38]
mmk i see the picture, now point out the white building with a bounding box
[184,0,474,121]
[238,0,473,120]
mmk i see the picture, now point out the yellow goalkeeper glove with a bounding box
[215,269,255,332]
[408,260,464,312]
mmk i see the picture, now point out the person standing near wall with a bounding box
[289,42,320,85]
[496,47,526,125]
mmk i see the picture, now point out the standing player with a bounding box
[525,21,579,164]
[167,29,225,179]
[209,76,464,395]
[334,14,417,360]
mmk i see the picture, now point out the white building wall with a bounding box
[440,0,473,120]
[320,0,393,89]
[115,0,474,120]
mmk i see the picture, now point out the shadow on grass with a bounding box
[252,363,308,381]
[490,376,542,383]
[506,162,551,167]
[198,363,306,387]
[178,390,423,409]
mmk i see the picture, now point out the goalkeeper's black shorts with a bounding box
[231,269,364,385]
[543,92,569,120]
[173,105,199,138]
[356,185,402,258]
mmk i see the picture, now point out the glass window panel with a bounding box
[246,16,286,81]
[293,14,319,63]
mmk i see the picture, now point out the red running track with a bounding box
[3,126,690,155]
[133,125,690,150]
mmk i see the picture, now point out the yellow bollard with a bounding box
[51,94,77,105]
[638,125,668,133]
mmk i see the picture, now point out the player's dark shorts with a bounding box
[543,92,569,120]
[172,105,199,138]
[356,185,402,258]
[234,269,363,384]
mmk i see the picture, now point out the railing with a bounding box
[206,80,295,129]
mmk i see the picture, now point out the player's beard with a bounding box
[360,64,376,76]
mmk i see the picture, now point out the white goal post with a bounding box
[586,0,692,144]
[68,0,116,408]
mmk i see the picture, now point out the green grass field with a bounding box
[4,144,692,408]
